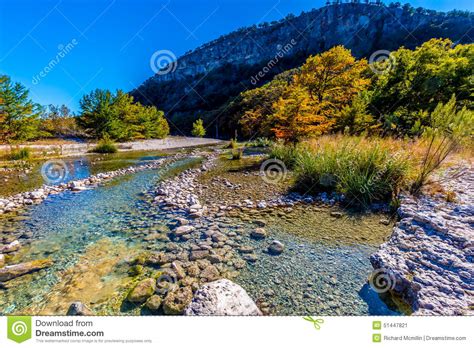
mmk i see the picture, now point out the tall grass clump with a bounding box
[226,138,239,149]
[231,147,244,160]
[410,96,473,194]
[7,147,31,161]
[269,141,304,169]
[91,136,118,154]
[272,136,412,207]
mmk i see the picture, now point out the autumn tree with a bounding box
[238,69,295,138]
[39,104,79,138]
[272,46,370,142]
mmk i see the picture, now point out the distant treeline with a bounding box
[0,75,169,143]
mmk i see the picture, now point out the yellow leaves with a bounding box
[271,46,370,142]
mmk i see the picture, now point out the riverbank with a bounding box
[0,136,223,159]
[371,164,473,315]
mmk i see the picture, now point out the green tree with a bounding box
[0,75,42,143]
[78,89,123,139]
[369,39,474,135]
[191,118,206,137]
[78,89,169,141]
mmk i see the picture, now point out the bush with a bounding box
[7,147,31,160]
[91,136,118,154]
[410,96,474,194]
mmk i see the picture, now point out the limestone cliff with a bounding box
[131,2,473,135]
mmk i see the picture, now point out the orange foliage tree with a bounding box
[272,46,370,142]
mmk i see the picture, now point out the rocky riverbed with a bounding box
[0,145,418,316]
[371,165,473,315]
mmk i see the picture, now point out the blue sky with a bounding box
[0,0,472,112]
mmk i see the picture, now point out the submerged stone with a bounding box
[67,301,94,316]
[163,286,193,315]
[127,278,156,304]
[185,279,261,316]
[0,259,53,282]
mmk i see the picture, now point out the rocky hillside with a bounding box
[131,2,473,136]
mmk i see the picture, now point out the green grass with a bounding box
[246,137,273,148]
[270,137,412,207]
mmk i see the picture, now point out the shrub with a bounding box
[269,141,304,169]
[191,119,206,137]
[91,136,118,154]
[7,147,31,160]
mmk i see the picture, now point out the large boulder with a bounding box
[184,279,262,316]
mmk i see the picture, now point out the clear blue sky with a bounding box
[0,0,472,112]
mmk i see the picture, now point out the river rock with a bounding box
[330,211,343,218]
[0,254,4,268]
[146,252,174,266]
[184,279,262,316]
[250,228,267,239]
[268,240,284,255]
[0,259,53,282]
[67,302,94,316]
[200,265,220,281]
[0,240,21,253]
[127,278,156,304]
[176,218,189,226]
[145,295,163,313]
[189,250,209,261]
[171,262,186,280]
[163,286,193,315]
[186,263,201,277]
[173,226,195,237]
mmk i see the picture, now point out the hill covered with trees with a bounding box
[130,1,473,137]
